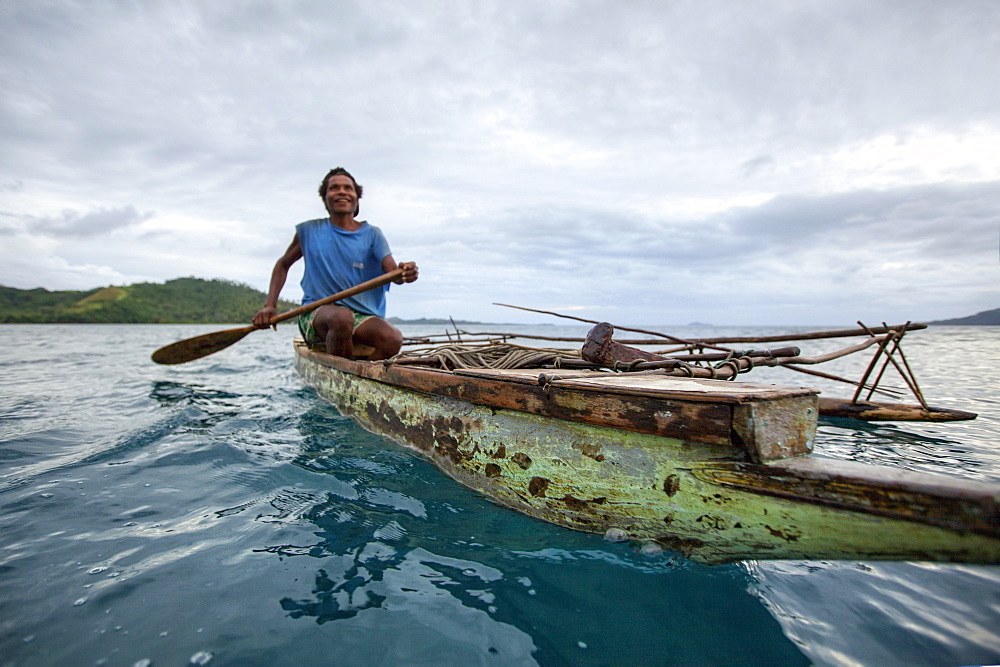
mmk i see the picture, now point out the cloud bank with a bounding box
[1,0,998,325]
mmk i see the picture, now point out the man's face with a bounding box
[325,174,358,215]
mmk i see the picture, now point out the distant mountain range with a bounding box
[387,317,485,325]
[928,308,1000,326]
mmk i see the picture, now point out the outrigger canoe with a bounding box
[293,323,999,565]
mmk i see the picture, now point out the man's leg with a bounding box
[353,317,403,361]
[312,305,356,357]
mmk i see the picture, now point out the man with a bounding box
[252,167,418,360]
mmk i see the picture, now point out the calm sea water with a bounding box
[1,323,998,666]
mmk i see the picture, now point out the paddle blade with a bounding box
[151,326,255,365]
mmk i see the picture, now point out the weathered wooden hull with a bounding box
[817,397,978,421]
[294,342,1000,565]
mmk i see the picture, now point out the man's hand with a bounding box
[252,306,278,329]
[398,261,419,284]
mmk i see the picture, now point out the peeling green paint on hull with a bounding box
[295,345,1000,565]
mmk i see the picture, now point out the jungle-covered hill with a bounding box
[0,278,299,324]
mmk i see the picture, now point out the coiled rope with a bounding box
[389,341,581,370]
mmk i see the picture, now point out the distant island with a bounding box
[0,278,300,324]
[929,308,1000,326]
[388,317,485,325]
[0,279,487,325]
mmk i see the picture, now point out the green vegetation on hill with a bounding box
[0,278,298,324]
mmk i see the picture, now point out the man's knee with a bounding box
[380,326,403,355]
[315,305,354,335]
[370,322,402,350]
[356,319,402,359]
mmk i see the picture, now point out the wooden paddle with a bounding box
[151,268,404,365]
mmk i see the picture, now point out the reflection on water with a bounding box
[272,546,538,664]
[817,417,996,481]
[747,559,1000,666]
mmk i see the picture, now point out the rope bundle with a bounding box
[389,341,581,370]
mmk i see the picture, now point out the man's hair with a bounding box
[318,167,363,215]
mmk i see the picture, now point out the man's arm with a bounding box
[252,234,303,329]
[381,255,419,284]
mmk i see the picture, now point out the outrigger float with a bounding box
[293,316,999,565]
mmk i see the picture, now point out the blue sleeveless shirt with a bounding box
[296,219,392,317]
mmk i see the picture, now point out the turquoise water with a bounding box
[1,323,998,666]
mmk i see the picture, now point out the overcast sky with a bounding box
[2,0,998,326]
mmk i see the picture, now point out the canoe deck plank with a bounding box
[454,367,818,404]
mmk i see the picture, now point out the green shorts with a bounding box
[297,309,376,345]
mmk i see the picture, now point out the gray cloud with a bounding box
[441,182,1000,271]
[26,206,154,238]
[0,1,998,324]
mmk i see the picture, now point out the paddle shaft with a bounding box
[151,268,404,364]
[265,267,403,326]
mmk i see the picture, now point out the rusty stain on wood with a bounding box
[528,477,550,497]
[573,441,606,461]
[511,452,532,469]
[663,475,680,496]
[766,525,802,542]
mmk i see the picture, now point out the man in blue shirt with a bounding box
[252,167,418,359]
